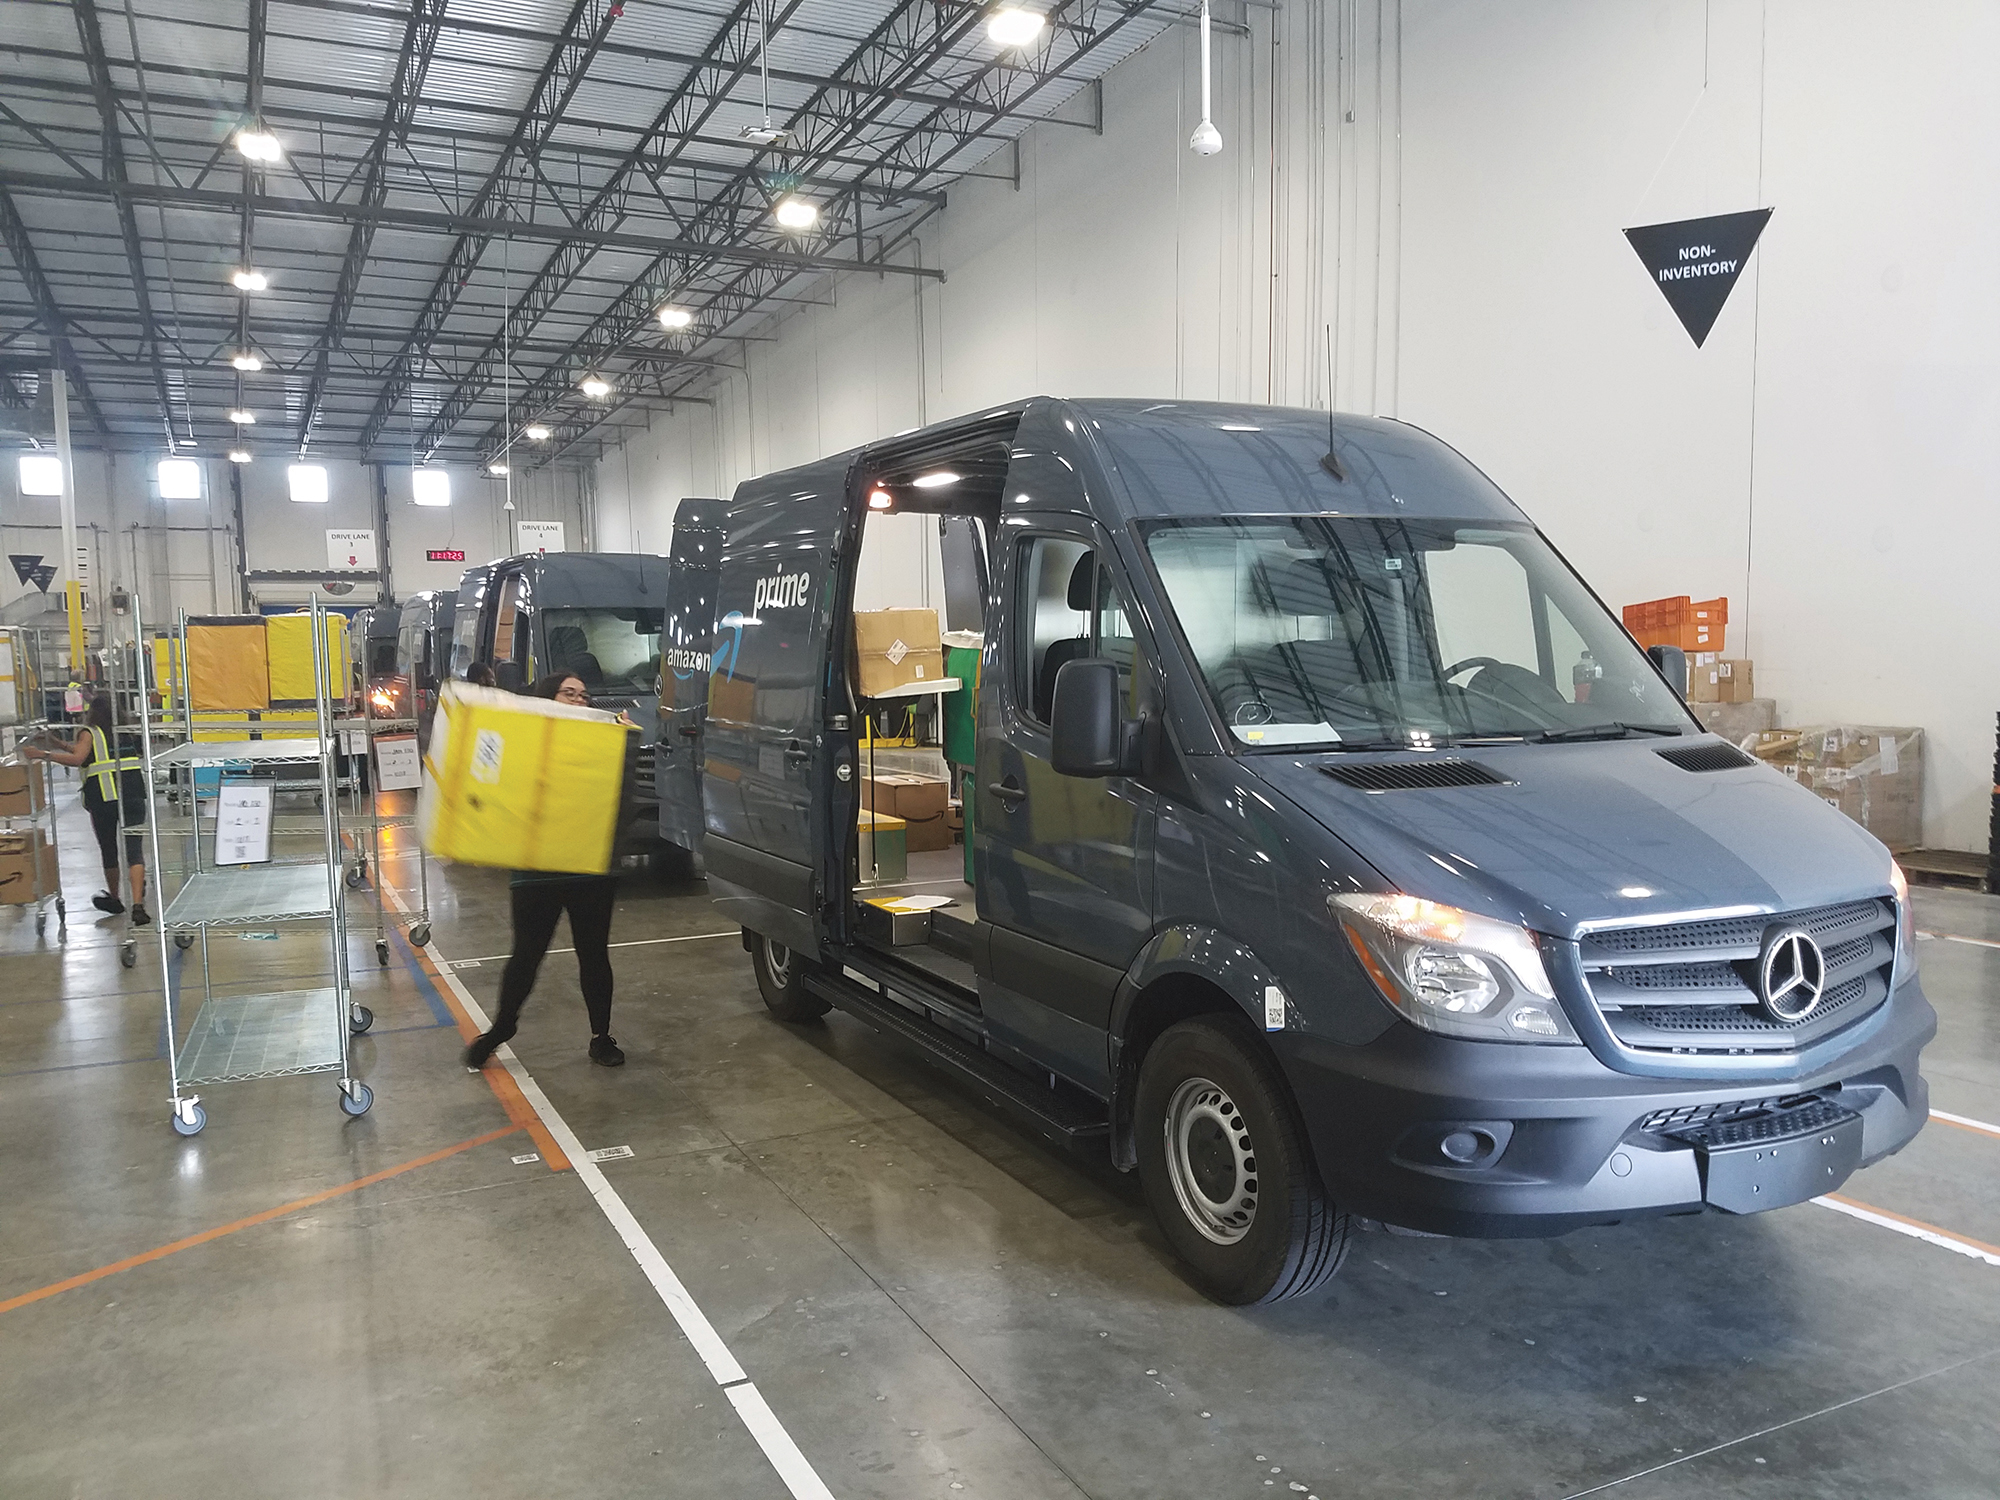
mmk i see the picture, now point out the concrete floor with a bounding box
[3,786,1998,1500]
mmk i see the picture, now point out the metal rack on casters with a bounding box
[136,595,373,1136]
[1,625,65,940]
[337,676,430,968]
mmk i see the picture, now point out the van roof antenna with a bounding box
[1319,323,1345,481]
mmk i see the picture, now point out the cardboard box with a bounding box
[852,609,943,698]
[419,684,629,874]
[1691,698,1777,743]
[1752,725,1924,852]
[1716,659,1755,704]
[1687,663,1722,702]
[861,771,951,852]
[0,830,58,904]
[0,758,45,817]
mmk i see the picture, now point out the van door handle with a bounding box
[677,723,701,738]
[987,778,1026,805]
[783,740,813,762]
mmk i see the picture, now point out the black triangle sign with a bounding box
[9,553,42,586]
[28,564,57,592]
[1625,208,1773,347]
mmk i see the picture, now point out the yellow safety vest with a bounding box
[87,726,142,802]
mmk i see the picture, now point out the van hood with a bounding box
[1249,741,1895,940]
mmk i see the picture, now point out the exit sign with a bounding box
[426,548,466,563]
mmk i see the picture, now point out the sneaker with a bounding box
[129,903,151,927]
[92,892,126,915]
[589,1034,625,1068]
[463,1032,501,1071]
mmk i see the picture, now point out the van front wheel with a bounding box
[1135,1018,1351,1304]
[751,933,830,1022]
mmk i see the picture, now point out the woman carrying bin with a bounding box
[24,692,149,924]
[464,672,633,1070]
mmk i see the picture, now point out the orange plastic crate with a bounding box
[1622,595,1727,653]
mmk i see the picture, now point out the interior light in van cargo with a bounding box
[412,467,451,506]
[1618,886,1655,898]
[657,306,694,329]
[234,129,282,162]
[231,352,262,371]
[774,197,819,230]
[911,470,960,488]
[18,453,63,495]
[231,268,267,291]
[986,6,1046,47]
[524,425,552,441]
[226,409,255,424]
[156,458,202,500]
[288,464,328,504]
[228,450,252,464]
[867,489,894,510]
[580,376,612,398]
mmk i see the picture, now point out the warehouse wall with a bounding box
[1,451,589,626]
[596,0,2000,851]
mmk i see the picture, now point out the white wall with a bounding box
[597,0,2000,851]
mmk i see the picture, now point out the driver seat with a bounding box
[1035,552,1096,721]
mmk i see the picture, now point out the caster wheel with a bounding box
[55,897,65,919]
[171,1104,206,1136]
[339,1082,373,1117]
[175,933,193,950]
[350,1004,374,1035]
[35,915,45,936]
[346,861,368,890]
[375,939,390,966]
[120,942,137,970]
[410,922,431,948]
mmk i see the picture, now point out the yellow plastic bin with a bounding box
[418,685,629,874]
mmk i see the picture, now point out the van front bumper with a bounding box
[1274,980,1935,1238]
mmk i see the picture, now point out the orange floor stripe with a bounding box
[1821,1192,2000,1260]
[1933,1114,2000,1142]
[403,931,571,1171]
[0,1125,521,1317]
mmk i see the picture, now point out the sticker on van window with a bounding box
[470,728,504,784]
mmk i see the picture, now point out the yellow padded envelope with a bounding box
[418,684,628,874]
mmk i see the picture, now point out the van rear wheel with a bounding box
[1135,1017,1351,1304]
[751,932,829,1022]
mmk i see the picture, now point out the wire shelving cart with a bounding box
[137,596,374,1136]
[1,625,65,938]
[338,680,432,967]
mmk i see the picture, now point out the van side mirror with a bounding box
[1050,659,1141,777]
[1647,644,1687,695]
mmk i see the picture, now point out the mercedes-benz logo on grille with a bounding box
[1757,925,1826,1022]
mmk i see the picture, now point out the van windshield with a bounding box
[544,606,663,696]
[1144,516,1694,748]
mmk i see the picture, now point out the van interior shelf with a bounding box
[863,677,961,700]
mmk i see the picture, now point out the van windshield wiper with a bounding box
[1533,721,1685,743]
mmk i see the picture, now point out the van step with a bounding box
[802,968,1109,1144]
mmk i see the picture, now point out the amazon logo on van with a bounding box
[753,571,813,613]
[664,646,711,677]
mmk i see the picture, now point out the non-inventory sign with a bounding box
[214,779,275,866]
[8,554,41,587]
[426,548,466,563]
[516,520,564,555]
[1623,208,1773,347]
[327,529,378,571]
[374,733,422,791]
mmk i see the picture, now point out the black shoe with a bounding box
[93,892,125,915]
[463,1031,501,1071]
[129,903,151,927]
[589,1034,625,1068]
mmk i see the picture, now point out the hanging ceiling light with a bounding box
[226,409,255,424]
[658,306,694,330]
[986,6,1046,47]
[740,0,790,144]
[228,449,252,463]
[230,268,268,292]
[579,376,612,399]
[774,197,819,230]
[524,424,551,441]
[1189,0,1222,155]
[488,462,510,477]
[230,352,262,372]
[235,129,282,163]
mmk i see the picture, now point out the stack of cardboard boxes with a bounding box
[0,758,57,905]
[1749,727,1925,853]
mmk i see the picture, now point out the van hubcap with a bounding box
[766,940,791,986]
[1164,1076,1258,1244]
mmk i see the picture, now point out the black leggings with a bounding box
[489,877,617,1042]
[87,796,144,870]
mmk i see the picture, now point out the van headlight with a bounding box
[1332,893,1578,1044]
[1889,861,1917,985]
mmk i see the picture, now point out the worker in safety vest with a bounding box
[24,692,150,923]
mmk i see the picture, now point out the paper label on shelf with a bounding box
[884,638,909,666]
[213,779,274,866]
[342,730,367,755]
[375,734,422,791]
[470,728,504,784]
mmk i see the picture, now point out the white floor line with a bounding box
[450,930,740,966]
[1811,1196,2000,1268]
[1931,1108,2000,1139]
[1929,930,2000,951]
[380,882,836,1500]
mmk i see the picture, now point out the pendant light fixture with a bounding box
[1189,0,1222,156]
[741,0,789,145]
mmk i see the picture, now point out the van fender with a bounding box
[1105,924,1288,1169]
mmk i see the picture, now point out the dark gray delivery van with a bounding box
[682,398,1933,1304]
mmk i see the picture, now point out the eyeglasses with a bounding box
[555,684,589,704]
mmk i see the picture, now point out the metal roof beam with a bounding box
[0,189,110,432]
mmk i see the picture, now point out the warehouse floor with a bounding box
[3,788,1998,1500]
